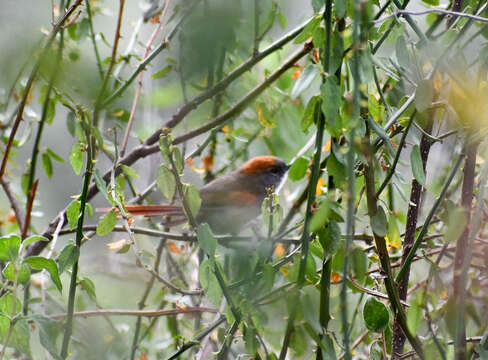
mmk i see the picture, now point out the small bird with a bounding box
[122,156,290,234]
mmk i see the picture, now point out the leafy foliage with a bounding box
[0,0,487,359]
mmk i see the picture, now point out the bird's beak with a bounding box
[285,163,291,170]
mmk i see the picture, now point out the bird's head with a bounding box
[239,156,290,195]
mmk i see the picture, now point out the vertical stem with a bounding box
[363,122,425,359]
[93,0,125,127]
[453,139,478,360]
[279,64,326,360]
[392,109,435,359]
[0,268,19,360]
[253,0,260,56]
[317,1,334,358]
[130,240,165,360]
[60,112,95,359]
[85,0,104,80]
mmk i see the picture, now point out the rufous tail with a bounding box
[97,204,185,217]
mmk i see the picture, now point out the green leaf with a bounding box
[312,0,324,13]
[363,296,389,332]
[335,0,346,18]
[295,15,322,43]
[66,200,81,230]
[443,206,467,244]
[172,147,184,174]
[288,157,309,181]
[30,315,62,360]
[121,165,139,178]
[197,223,217,257]
[57,243,80,274]
[93,168,110,203]
[157,165,176,202]
[395,35,410,70]
[415,79,434,112]
[151,65,172,79]
[0,235,21,262]
[276,8,287,28]
[261,264,275,293]
[45,98,56,125]
[318,220,341,256]
[69,142,84,175]
[327,151,346,186]
[319,334,337,359]
[351,247,367,282]
[407,293,424,334]
[80,277,97,301]
[290,325,307,356]
[301,95,320,132]
[301,289,321,334]
[329,30,344,74]
[85,203,93,218]
[21,172,29,196]
[46,148,64,162]
[410,144,426,186]
[371,206,388,237]
[42,152,53,178]
[0,294,30,356]
[22,235,49,248]
[2,263,30,284]
[421,0,439,5]
[321,76,341,137]
[199,259,222,306]
[184,184,202,220]
[312,25,325,51]
[25,256,62,292]
[96,209,118,236]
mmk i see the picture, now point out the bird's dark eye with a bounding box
[270,167,280,174]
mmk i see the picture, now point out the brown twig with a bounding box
[50,306,217,319]
[392,101,435,359]
[120,0,171,157]
[0,177,25,231]
[22,179,38,239]
[0,0,84,179]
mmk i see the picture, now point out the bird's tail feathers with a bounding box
[97,204,185,217]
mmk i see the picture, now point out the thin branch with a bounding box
[130,239,165,360]
[348,278,410,307]
[60,110,96,359]
[147,16,313,134]
[453,139,482,360]
[120,1,171,157]
[376,111,415,198]
[0,178,25,231]
[85,0,103,80]
[396,153,464,282]
[103,0,202,107]
[392,101,435,359]
[0,0,84,179]
[50,306,217,319]
[92,0,125,127]
[279,42,324,360]
[167,316,226,359]
[375,8,488,25]
[22,179,38,239]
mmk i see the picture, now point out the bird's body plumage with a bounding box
[121,156,289,233]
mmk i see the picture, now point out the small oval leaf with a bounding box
[96,209,118,236]
[411,144,426,186]
[363,296,389,332]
